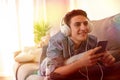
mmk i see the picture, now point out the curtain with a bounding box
[0,0,34,76]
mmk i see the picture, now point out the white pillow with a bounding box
[14,47,42,63]
[31,48,42,62]
[14,51,34,63]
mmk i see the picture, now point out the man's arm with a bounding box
[65,52,85,64]
[54,47,104,76]
[54,59,84,76]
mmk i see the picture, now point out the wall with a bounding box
[44,0,70,36]
[69,0,120,20]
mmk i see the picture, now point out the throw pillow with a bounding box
[14,47,42,63]
[14,51,34,63]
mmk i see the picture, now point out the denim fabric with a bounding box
[40,32,97,76]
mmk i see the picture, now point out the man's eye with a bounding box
[75,22,81,26]
[83,21,88,26]
[74,21,88,27]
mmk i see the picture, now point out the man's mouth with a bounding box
[78,32,87,36]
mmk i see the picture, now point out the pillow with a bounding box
[14,51,34,63]
[32,48,42,62]
[14,47,42,63]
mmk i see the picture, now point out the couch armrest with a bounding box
[26,75,44,80]
[14,51,21,58]
[16,62,39,80]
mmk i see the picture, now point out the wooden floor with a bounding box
[0,76,14,80]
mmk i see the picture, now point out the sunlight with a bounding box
[43,0,47,22]
[0,0,18,76]
[76,0,120,20]
[0,0,34,76]
[18,0,34,48]
[69,0,75,10]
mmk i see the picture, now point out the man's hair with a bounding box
[64,9,88,26]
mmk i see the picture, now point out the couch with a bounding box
[13,47,41,80]
[13,35,50,80]
[14,13,120,80]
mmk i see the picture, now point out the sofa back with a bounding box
[90,13,120,61]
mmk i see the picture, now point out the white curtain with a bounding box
[0,0,34,76]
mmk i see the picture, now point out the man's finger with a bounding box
[90,46,102,55]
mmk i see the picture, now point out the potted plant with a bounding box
[33,20,51,45]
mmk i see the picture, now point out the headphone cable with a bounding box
[97,62,104,80]
[79,67,89,80]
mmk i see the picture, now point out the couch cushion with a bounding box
[26,75,44,80]
[90,13,120,61]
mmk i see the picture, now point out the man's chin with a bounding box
[79,36,87,41]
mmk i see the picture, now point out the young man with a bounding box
[40,9,115,80]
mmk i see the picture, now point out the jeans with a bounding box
[48,61,120,80]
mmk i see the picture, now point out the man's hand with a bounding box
[78,46,104,67]
[101,51,115,66]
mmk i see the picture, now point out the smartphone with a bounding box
[95,41,108,54]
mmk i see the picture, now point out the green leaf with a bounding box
[33,21,51,44]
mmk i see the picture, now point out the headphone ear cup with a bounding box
[88,21,93,33]
[60,24,71,36]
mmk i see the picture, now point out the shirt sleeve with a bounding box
[40,37,65,76]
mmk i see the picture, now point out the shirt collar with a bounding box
[67,37,88,47]
[67,37,74,47]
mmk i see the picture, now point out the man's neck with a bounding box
[70,38,82,50]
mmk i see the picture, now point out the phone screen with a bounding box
[95,41,108,54]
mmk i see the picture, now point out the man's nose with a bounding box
[80,24,87,30]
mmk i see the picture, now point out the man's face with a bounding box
[69,15,89,43]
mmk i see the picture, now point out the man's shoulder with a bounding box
[50,31,67,41]
[88,34,97,41]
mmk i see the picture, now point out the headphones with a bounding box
[60,18,93,36]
